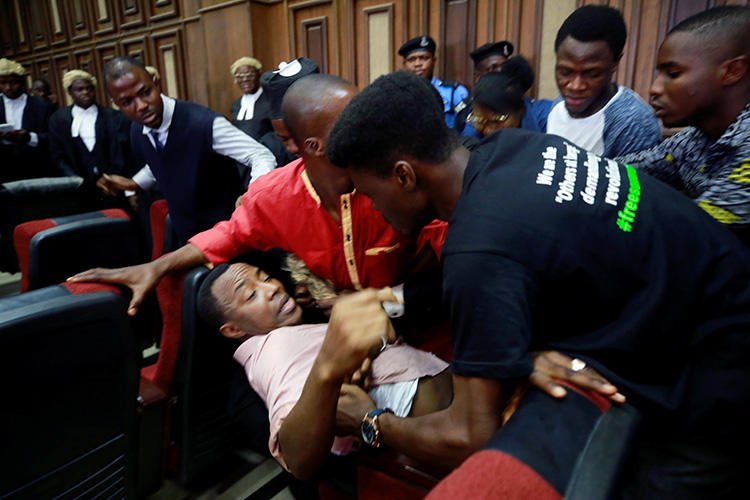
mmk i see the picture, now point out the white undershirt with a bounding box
[71,104,98,152]
[236,88,263,121]
[126,94,276,195]
[546,86,624,156]
[2,93,39,146]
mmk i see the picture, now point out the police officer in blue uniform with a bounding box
[398,35,468,129]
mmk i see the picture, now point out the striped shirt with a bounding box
[618,101,750,229]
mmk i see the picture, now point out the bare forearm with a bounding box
[377,409,487,469]
[152,243,209,276]
[278,363,343,479]
[378,375,504,469]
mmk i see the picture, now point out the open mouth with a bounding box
[278,295,296,317]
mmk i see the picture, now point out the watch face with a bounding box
[361,420,376,445]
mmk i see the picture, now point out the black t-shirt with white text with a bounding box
[443,129,750,438]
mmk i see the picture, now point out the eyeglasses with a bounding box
[467,110,509,127]
[235,72,258,81]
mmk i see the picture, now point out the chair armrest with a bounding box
[138,376,169,408]
[357,447,450,491]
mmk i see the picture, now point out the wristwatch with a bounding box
[360,408,394,448]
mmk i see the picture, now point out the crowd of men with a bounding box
[2,3,748,497]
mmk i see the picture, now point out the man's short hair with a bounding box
[326,71,457,176]
[102,56,147,84]
[31,79,51,93]
[669,6,750,55]
[197,263,232,332]
[554,5,627,59]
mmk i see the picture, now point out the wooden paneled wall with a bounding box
[3,0,748,117]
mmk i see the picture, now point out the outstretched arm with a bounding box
[68,243,209,315]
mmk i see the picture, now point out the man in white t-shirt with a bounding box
[546,5,661,157]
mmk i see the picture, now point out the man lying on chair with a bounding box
[197,260,453,480]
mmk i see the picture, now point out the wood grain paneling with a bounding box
[27,0,52,51]
[148,0,180,22]
[3,0,747,120]
[73,48,97,77]
[364,4,394,83]
[200,1,253,116]
[67,0,92,41]
[250,1,290,70]
[12,0,30,53]
[53,52,73,105]
[153,29,187,99]
[48,0,68,45]
[440,0,476,86]
[0,1,15,55]
[289,0,337,73]
[94,43,118,102]
[92,0,116,35]
[120,0,146,29]
[301,17,329,72]
[121,36,151,63]
[352,0,405,87]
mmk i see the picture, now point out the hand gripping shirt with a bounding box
[234,323,448,469]
[443,129,750,440]
[190,158,446,290]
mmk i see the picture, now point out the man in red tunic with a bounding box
[71,73,445,317]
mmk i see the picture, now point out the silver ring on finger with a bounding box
[570,358,587,372]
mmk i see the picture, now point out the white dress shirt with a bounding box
[71,104,98,152]
[2,93,39,146]
[128,94,276,194]
[236,88,263,121]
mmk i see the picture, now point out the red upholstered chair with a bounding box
[13,208,139,292]
[425,384,641,500]
[138,202,240,485]
[139,199,184,395]
[0,281,140,498]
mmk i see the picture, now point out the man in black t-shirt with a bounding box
[325,71,750,498]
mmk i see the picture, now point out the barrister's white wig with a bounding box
[62,69,97,90]
[230,57,262,76]
[0,58,26,77]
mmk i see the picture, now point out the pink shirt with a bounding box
[233,323,448,469]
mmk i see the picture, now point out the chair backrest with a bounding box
[0,177,87,272]
[171,266,244,484]
[0,283,140,499]
[425,386,641,500]
[149,199,178,260]
[13,209,140,292]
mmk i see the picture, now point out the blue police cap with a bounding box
[469,41,514,64]
[398,36,436,57]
